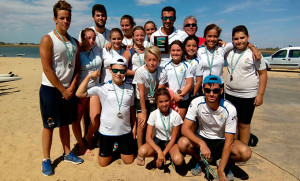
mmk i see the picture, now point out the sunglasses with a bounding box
[111,69,126,74]
[162,16,175,21]
[204,88,221,94]
[184,23,197,28]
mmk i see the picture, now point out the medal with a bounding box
[230,47,248,81]
[147,66,158,102]
[230,74,233,81]
[68,63,73,69]
[172,62,186,95]
[117,112,123,118]
[177,90,182,94]
[149,97,155,104]
[54,28,75,67]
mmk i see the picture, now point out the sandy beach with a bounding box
[0,57,299,181]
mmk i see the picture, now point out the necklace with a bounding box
[112,83,125,118]
[171,61,186,94]
[146,66,158,104]
[204,46,216,75]
[229,47,248,81]
[84,49,97,70]
[159,109,171,141]
[134,45,145,67]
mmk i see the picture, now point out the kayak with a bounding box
[0,74,18,77]
[0,76,22,83]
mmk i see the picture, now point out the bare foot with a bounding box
[137,156,145,166]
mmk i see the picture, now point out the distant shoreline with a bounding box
[0,44,40,48]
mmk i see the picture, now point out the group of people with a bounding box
[39,1,267,180]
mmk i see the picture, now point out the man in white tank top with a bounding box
[39,1,83,176]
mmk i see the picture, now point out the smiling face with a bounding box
[233,31,249,51]
[202,83,222,104]
[120,19,133,37]
[133,29,145,47]
[110,32,123,50]
[156,94,170,114]
[82,30,96,50]
[170,44,183,62]
[183,18,198,36]
[205,29,219,49]
[161,11,175,31]
[54,10,71,32]
[93,10,107,28]
[144,23,156,40]
[185,39,198,59]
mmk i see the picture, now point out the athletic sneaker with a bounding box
[41,159,53,176]
[63,151,84,164]
[191,162,202,176]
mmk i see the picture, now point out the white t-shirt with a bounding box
[196,43,233,84]
[164,61,193,100]
[87,81,134,136]
[100,48,126,83]
[147,108,183,141]
[129,49,145,71]
[42,31,77,88]
[79,45,104,88]
[185,96,237,139]
[78,27,110,48]
[185,58,200,85]
[150,27,188,67]
[225,48,266,98]
[122,37,133,46]
[133,66,168,99]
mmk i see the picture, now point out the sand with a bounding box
[0,57,299,181]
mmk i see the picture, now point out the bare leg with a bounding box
[42,128,53,159]
[72,98,88,148]
[178,136,200,160]
[137,117,146,149]
[59,125,71,155]
[98,155,112,167]
[86,96,101,148]
[137,143,156,166]
[179,108,187,120]
[238,123,251,145]
[169,144,184,165]
[120,154,135,164]
[231,140,252,162]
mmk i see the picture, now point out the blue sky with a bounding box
[0,0,299,48]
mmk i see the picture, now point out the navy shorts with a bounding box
[178,99,190,109]
[99,132,135,157]
[39,84,77,129]
[153,137,170,159]
[136,98,156,116]
[196,134,225,160]
[225,93,255,124]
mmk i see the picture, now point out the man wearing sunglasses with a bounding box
[178,75,251,181]
[183,16,205,46]
[150,6,188,67]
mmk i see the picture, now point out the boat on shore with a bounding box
[0,72,21,82]
[17,54,26,57]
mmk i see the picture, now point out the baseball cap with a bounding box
[110,55,127,66]
[203,75,222,85]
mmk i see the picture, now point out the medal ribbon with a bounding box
[230,47,248,75]
[204,46,216,75]
[172,62,186,93]
[134,45,145,67]
[159,109,171,141]
[54,28,75,63]
[112,83,125,115]
[84,49,97,70]
[147,66,158,97]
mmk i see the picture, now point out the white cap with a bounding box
[110,55,127,67]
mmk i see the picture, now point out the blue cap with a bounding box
[203,75,222,85]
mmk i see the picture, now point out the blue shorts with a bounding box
[39,84,77,129]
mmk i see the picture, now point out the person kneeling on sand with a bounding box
[76,55,136,167]
[137,87,184,169]
[178,75,252,181]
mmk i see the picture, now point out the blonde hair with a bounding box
[145,46,161,61]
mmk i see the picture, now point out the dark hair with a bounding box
[110,28,124,39]
[232,25,249,37]
[53,0,72,18]
[161,6,176,17]
[203,24,222,38]
[92,4,107,17]
[80,28,95,41]
[170,40,184,52]
[144,21,157,30]
[183,36,199,57]
[120,15,136,27]
[154,87,171,101]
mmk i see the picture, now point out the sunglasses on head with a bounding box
[204,88,221,94]
[162,16,175,21]
[111,69,126,74]
[184,23,197,28]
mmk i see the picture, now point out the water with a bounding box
[0,46,40,58]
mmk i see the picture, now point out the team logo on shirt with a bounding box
[220,115,225,122]
[245,58,252,64]
[180,67,185,73]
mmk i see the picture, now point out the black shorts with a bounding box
[40,84,77,129]
[225,93,255,124]
[178,99,190,109]
[153,137,170,159]
[136,98,156,116]
[196,134,225,160]
[99,132,135,157]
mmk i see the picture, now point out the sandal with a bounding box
[136,156,145,166]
